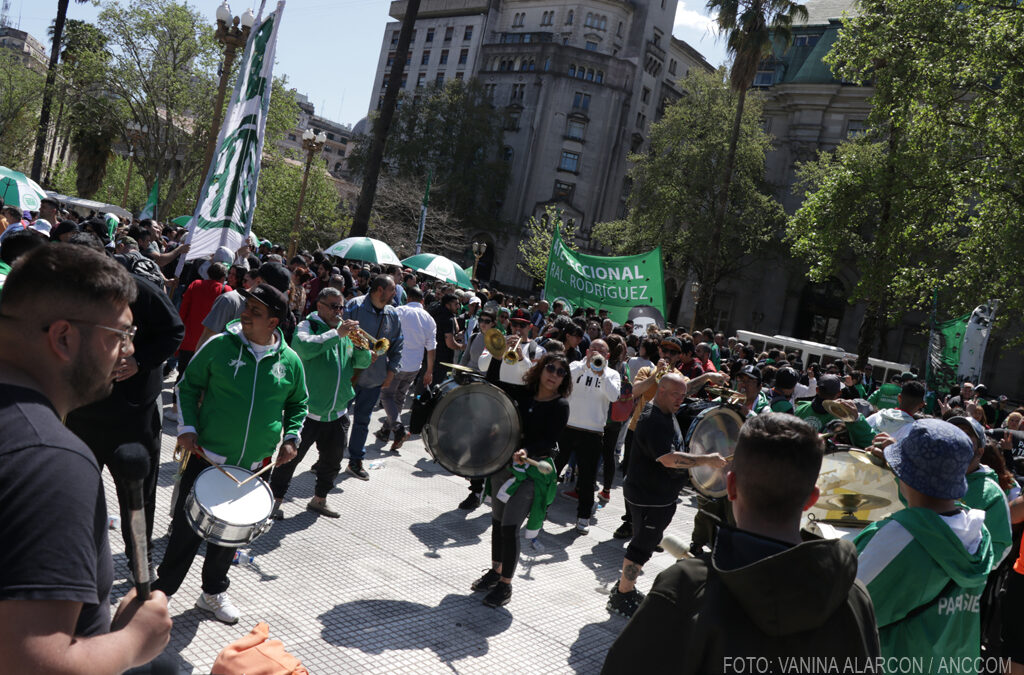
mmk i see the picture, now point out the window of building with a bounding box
[585,41,598,51]
[541,11,553,26]
[641,87,650,104]
[334,162,342,173]
[617,21,623,37]
[846,119,867,138]
[455,71,464,80]
[566,118,586,140]
[401,76,407,88]
[559,151,580,173]
[464,26,473,40]
[566,10,574,25]
[669,59,677,75]
[444,26,454,41]
[459,48,469,65]
[391,30,400,47]
[509,83,525,104]
[327,132,335,140]
[599,16,607,30]
[595,70,604,84]
[436,73,445,86]
[440,49,449,65]
[544,58,551,71]
[585,69,594,81]
[484,83,496,100]
[585,13,593,27]
[572,92,591,111]
[426,28,434,42]
[323,146,331,154]
[636,112,646,129]
[753,69,775,87]
[288,133,296,141]
[568,64,576,77]
[652,30,662,47]
[505,110,521,130]
[794,34,821,47]
[421,50,430,65]
[387,52,396,67]
[513,13,523,27]
[554,180,575,200]
[503,146,514,162]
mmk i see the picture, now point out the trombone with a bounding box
[350,327,390,356]
[484,328,523,365]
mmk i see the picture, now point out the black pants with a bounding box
[624,501,677,566]
[601,420,623,490]
[558,427,603,520]
[621,428,635,476]
[691,494,734,551]
[152,458,237,597]
[66,402,162,571]
[269,415,350,500]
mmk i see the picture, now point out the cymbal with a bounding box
[848,449,888,468]
[440,362,479,373]
[823,493,892,513]
[823,399,859,422]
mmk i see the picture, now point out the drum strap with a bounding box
[670,413,684,452]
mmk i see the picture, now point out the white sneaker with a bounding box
[196,591,240,624]
[576,518,590,535]
[528,537,546,554]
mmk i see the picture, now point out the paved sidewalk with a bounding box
[104,386,699,673]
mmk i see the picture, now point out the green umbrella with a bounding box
[325,237,401,265]
[402,253,474,289]
[171,215,191,227]
[0,166,47,211]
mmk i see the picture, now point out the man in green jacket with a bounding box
[269,287,371,519]
[795,374,876,447]
[855,419,995,671]
[154,284,308,625]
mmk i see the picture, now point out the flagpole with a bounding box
[415,169,431,255]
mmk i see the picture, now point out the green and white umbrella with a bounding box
[402,253,474,290]
[0,166,47,211]
[170,215,191,227]
[325,237,401,265]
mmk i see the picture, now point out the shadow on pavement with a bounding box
[410,507,491,558]
[568,616,624,674]
[319,594,513,665]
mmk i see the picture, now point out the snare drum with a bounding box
[185,465,275,547]
[685,405,744,498]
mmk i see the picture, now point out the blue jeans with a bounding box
[348,384,382,464]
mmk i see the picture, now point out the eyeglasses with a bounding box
[321,302,344,311]
[478,318,494,324]
[661,347,681,355]
[544,363,568,377]
[45,319,137,352]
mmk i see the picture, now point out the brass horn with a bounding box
[822,399,859,423]
[351,327,390,356]
[483,328,522,365]
[705,385,746,405]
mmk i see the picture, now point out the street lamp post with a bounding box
[471,241,488,282]
[196,1,254,205]
[121,147,135,209]
[689,280,701,334]
[288,129,327,260]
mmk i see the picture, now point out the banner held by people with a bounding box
[179,1,286,272]
[544,225,665,324]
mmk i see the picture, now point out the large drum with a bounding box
[422,378,521,478]
[685,405,745,498]
[185,465,275,547]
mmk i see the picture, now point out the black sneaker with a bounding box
[607,585,645,618]
[347,462,370,481]
[271,508,285,521]
[458,492,482,510]
[482,581,512,608]
[471,568,501,592]
[613,522,632,539]
[374,426,390,443]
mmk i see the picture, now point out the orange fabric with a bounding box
[1014,535,1024,576]
[212,622,308,675]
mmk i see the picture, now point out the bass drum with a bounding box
[422,379,522,478]
[685,405,744,498]
[803,451,900,539]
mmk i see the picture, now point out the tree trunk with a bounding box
[349,0,421,237]
[699,85,747,328]
[31,0,69,182]
[855,301,882,370]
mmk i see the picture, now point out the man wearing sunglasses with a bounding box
[270,287,370,519]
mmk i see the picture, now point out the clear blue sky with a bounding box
[13,0,729,128]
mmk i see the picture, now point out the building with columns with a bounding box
[367,0,712,285]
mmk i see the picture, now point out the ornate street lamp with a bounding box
[196,2,254,204]
[472,241,488,281]
[288,129,327,259]
[689,280,701,333]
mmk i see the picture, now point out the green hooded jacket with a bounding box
[854,507,995,670]
[178,320,308,468]
[868,383,902,410]
[292,312,372,422]
[964,466,1012,563]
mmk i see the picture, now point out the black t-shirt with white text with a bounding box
[0,385,113,637]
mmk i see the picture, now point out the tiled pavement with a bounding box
[104,384,699,674]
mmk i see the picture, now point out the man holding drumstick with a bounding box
[154,284,307,624]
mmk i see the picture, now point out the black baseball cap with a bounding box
[818,374,842,396]
[240,283,288,321]
[257,261,291,294]
[775,367,799,390]
[511,308,531,324]
[739,364,762,384]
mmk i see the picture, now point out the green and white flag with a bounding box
[926,301,998,392]
[544,225,666,324]
[180,1,285,270]
[139,179,159,220]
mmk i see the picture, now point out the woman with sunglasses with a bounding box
[471,353,572,608]
[460,310,497,368]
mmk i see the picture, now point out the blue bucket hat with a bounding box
[884,418,973,500]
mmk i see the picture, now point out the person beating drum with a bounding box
[153,284,308,625]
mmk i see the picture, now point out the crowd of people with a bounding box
[0,201,1022,674]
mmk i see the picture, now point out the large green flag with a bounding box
[139,179,158,220]
[926,312,969,394]
[544,226,665,324]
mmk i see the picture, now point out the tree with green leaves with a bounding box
[517,204,578,285]
[823,0,1024,328]
[704,0,807,324]
[0,51,44,169]
[348,79,509,234]
[594,68,783,320]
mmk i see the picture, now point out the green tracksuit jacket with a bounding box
[869,383,902,410]
[964,466,1012,563]
[178,320,308,468]
[292,312,372,422]
[854,507,995,670]
[794,400,875,447]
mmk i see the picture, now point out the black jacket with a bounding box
[603,527,880,674]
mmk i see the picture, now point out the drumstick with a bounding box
[237,462,275,486]
[660,534,693,560]
[195,450,241,484]
[520,457,553,474]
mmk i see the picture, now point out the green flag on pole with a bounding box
[139,179,159,220]
[926,312,969,396]
[415,169,431,255]
[543,225,666,323]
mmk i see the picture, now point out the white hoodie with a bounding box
[566,359,621,432]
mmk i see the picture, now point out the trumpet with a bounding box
[653,361,670,381]
[350,327,390,356]
[484,328,523,365]
[590,353,606,370]
[504,335,524,365]
[705,385,746,405]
